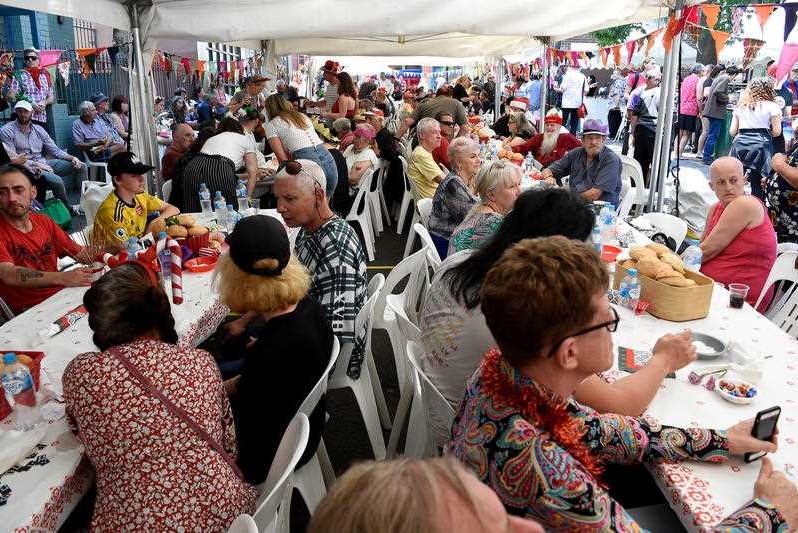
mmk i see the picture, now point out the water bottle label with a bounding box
[629,287,640,300]
[3,372,32,395]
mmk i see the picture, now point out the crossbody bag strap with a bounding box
[108,347,245,481]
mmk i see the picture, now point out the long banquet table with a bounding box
[611,223,798,532]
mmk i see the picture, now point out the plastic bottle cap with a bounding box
[215,191,222,196]
[627,268,638,276]
[158,231,167,238]
[3,352,17,365]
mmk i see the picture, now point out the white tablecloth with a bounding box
[610,223,798,532]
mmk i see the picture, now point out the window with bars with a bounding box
[73,19,97,49]
[206,42,243,93]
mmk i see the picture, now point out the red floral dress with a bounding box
[63,339,256,532]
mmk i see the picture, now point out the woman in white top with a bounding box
[729,77,782,202]
[264,94,338,196]
[180,118,259,212]
[343,124,379,191]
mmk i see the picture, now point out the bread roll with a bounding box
[177,214,196,227]
[630,246,657,261]
[621,259,637,269]
[654,264,678,279]
[645,243,671,257]
[167,225,188,238]
[188,225,209,237]
[660,253,686,273]
[659,276,696,287]
[149,218,167,238]
[636,257,661,278]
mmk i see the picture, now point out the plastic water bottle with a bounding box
[126,237,140,258]
[682,239,703,272]
[158,246,172,281]
[592,224,602,254]
[524,153,535,174]
[199,183,212,215]
[619,268,641,311]
[236,180,248,211]
[599,204,617,242]
[2,353,42,431]
[226,204,238,231]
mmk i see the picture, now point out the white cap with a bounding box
[14,100,33,112]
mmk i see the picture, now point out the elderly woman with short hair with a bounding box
[428,137,481,257]
[214,215,333,484]
[343,124,379,189]
[448,159,522,255]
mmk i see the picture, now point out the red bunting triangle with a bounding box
[626,40,637,64]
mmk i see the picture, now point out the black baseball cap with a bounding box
[108,152,155,176]
[227,215,290,276]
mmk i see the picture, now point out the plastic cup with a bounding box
[728,283,749,309]
[249,198,261,212]
[90,262,106,282]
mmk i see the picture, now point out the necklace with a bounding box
[479,348,604,481]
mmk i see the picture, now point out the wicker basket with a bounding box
[614,261,714,322]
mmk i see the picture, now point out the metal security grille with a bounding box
[73,19,96,49]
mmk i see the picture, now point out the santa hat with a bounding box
[509,97,529,110]
[544,109,563,125]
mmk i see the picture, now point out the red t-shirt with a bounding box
[432,136,451,170]
[0,213,81,315]
[512,132,582,167]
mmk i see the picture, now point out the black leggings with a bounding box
[633,125,656,187]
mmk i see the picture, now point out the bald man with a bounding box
[161,123,194,183]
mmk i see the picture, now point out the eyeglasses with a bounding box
[277,160,321,186]
[546,306,620,358]
[24,56,39,61]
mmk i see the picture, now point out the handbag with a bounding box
[576,79,588,118]
[108,347,245,481]
[40,197,72,229]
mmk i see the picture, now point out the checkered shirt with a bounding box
[295,217,367,378]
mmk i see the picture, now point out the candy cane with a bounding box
[155,231,167,260]
[166,238,183,305]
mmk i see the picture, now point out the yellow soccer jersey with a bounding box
[93,191,164,244]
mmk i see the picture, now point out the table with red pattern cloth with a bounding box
[0,267,226,532]
[611,272,798,532]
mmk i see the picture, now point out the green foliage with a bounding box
[590,24,644,47]
[710,0,778,33]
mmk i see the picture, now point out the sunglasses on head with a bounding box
[277,160,321,185]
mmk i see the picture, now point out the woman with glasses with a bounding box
[420,188,697,431]
[9,48,54,129]
[448,159,522,255]
[700,157,776,311]
[448,236,792,531]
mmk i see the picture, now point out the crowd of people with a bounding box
[1,51,798,532]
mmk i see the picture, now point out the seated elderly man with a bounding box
[700,156,777,311]
[93,152,179,247]
[408,117,447,200]
[540,118,622,205]
[511,109,581,167]
[448,235,796,530]
[0,164,93,316]
[1,100,87,216]
[273,159,368,377]
[72,100,125,163]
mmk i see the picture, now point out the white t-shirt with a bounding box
[200,132,255,169]
[342,145,378,175]
[560,68,587,109]
[733,101,781,130]
[264,116,322,154]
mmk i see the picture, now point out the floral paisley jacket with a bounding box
[446,356,786,532]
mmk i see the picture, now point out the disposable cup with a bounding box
[728,283,749,309]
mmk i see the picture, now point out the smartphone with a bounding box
[745,406,781,463]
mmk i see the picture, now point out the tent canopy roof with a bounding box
[6,0,698,56]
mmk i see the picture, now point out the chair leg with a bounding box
[404,393,430,458]
[366,351,392,430]
[317,438,336,488]
[387,385,413,457]
[402,216,419,258]
[349,373,387,459]
[292,454,327,513]
[360,218,376,261]
[369,194,384,234]
[378,189,391,226]
[386,323,408,398]
[397,194,412,234]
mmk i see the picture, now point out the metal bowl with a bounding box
[692,332,727,360]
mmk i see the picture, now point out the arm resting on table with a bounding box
[0,261,70,288]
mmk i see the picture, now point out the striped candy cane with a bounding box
[166,238,183,305]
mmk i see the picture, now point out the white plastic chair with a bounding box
[403,197,434,258]
[616,177,634,218]
[252,413,310,533]
[413,223,443,265]
[376,161,392,226]
[364,163,390,235]
[417,197,433,227]
[80,180,107,195]
[227,514,258,533]
[162,179,173,202]
[328,274,390,460]
[778,242,798,255]
[620,155,647,217]
[396,156,418,235]
[345,187,375,261]
[292,336,340,512]
[756,252,798,331]
[80,182,113,227]
[82,152,112,183]
[639,212,688,251]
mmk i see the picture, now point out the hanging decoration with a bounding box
[611,45,621,66]
[754,4,776,30]
[742,38,765,69]
[645,28,662,55]
[625,40,636,64]
[701,4,721,30]
[662,13,680,53]
[784,4,798,42]
[709,29,731,57]
[38,49,63,68]
[76,48,105,79]
[107,46,120,65]
[732,6,745,35]
[599,48,609,67]
[775,43,798,81]
[57,60,71,86]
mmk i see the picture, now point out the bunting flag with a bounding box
[569,51,579,65]
[785,4,798,42]
[684,20,702,44]
[38,49,63,68]
[57,60,70,86]
[662,13,680,53]
[732,6,745,35]
[76,48,104,79]
[754,4,775,31]
[645,28,662,55]
[701,4,720,30]
[625,40,636,64]
[180,57,192,76]
[742,38,765,69]
[599,48,609,67]
[107,46,119,65]
[775,43,798,82]
[207,60,218,75]
[44,64,56,86]
[611,45,621,66]
[710,29,731,57]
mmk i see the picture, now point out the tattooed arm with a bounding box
[0,262,92,288]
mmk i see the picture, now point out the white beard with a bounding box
[539,132,559,155]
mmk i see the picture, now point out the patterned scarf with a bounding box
[25,67,48,89]
[479,348,605,482]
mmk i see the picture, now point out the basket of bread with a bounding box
[149,214,222,255]
[614,243,714,321]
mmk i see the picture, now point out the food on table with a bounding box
[630,246,657,261]
[167,225,188,238]
[645,243,671,256]
[635,257,661,278]
[693,340,718,353]
[177,214,196,227]
[718,379,757,398]
[209,232,225,244]
[187,225,209,237]
[149,218,167,238]
[659,253,686,273]
[621,259,637,269]
[164,214,181,227]
[621,247,696,287]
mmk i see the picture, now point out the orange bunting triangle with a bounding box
[645,28,662,55]
[702,4,721,30]
[662,14,679,53]
[611,45,621,65]
[754,4,776,30]
[599,48,609,67]
[710,29,731,57]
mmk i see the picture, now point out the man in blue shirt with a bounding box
[541,119,622,205]
[526,73,542,113]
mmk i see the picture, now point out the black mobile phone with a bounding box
[744,406,781,463]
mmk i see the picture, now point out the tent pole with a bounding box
[648,2,683,212]
[540,38,549,131]
[494,58,503,119]
[130,4,160,196]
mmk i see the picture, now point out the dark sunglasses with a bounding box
[439,121,455,126]
[277,160,319,184]
[25,56,39,61]
[547,306,620,358]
